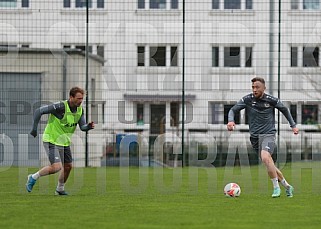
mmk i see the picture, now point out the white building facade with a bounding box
[1,0,321,165]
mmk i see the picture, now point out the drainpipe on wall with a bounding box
[269,1,274,95]
[62,51,67,99]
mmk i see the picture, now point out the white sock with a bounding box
[56,182,65,192]
[280,179,290,189]
[31,172,40,180]
[271,178,280,189]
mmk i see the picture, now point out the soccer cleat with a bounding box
[286,185,294,198]
[272,187,281,198]
[26,174,37,192]
[55,190,68,196]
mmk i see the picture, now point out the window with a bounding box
[210,103,221,124]
[137,46,145,66]
[138,45,178,67]
[212,0,219,9]
[212,0,252,10]
[245,0,252,9]
[150,0,166,9]
[291,46,320,67]
[225,0,240,9]
[138,0,178,9]
[212,46,251,68]
[65,44,102,57]
[64,0,104,8]
[212,47,219,67]
[21,0,28,7]
[224,105,240,124]
[170,46,178,66]
[291,0,299,9]
[171,0,178,9]
[303,47,319,67]
[224,47,240,67]
[97,0,104,8]
[137,104,144,125]
[138,0,145,9]
[209,103,240,124]
[291,0,320,10]
[97,45,104,58]
[291,47,298,67]
[170,102,179,127]
[75,45,93,53]
[150,46,166,66]
[303,0,320,9]
[91,78,98,123]
[245,47,252,67]
[64,0,71,7]
[290,105,297,123]
[302,105,318,125]
[0,0,17,7]
[76,0,92,8]
[91,78,96,102]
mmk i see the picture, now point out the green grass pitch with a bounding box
[1,162,321,229]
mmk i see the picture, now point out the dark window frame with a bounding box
[224,47,240,67]
[150,46,166,67]
[224,0,241,9]
[291,47,298,67]
[212,47,219,67]
[303,47,319,67]
[302,104,318,125]
[245,47,252,67]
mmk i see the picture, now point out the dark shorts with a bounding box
[43,142,72,164]
[250,134,276,154]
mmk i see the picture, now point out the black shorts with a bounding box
[43,142,72,164]
[250,134,276,154]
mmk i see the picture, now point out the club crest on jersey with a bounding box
[264,103,270,108]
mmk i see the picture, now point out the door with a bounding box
[0,73,41,166]
[150,104,166,135]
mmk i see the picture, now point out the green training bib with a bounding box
[43,100,82,146]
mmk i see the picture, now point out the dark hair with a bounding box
[69,86,85,97]
[251,77,265,85]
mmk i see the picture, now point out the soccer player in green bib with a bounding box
[27,87,94,195]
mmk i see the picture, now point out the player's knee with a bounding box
[261,156,269,165]
[50,164,63,173]
[260,152,271,164]
[64,163,72,171]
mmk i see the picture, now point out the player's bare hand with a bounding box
[227,122,235,131]
[89,121,95,129]
[292,127,299,135]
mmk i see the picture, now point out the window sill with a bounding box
[211,67,255,75]
[288,10,321,16]
[136,67,181,74]
[209,10,255,16]
[135,9,181,16]
[60,8,107,15]
[0,8,32,14]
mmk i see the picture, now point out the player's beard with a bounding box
[253,92,263,98]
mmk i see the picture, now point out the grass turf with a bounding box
[1,162,321,229]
